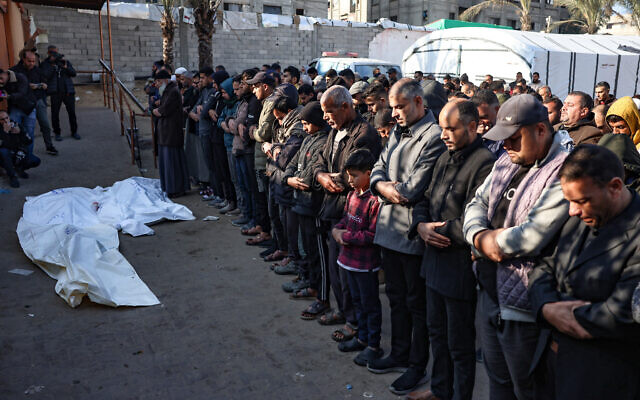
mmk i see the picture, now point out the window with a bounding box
[531,22,535,30]
[449,12,456,20]
[223,2,242,11]
[350,0,356,13]
[263,5,282,14]
[371,0,379,5]
[390,15,397,21]
[492,17,500,25]
[508,19,517,29]
[296,8,304,15]
[458,6,467,15]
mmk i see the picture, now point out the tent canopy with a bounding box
[19,0,105,10]
[425,19,513,30]
[403,27,640,100]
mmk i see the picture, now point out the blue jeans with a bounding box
[234,154,254,222]
[0,148,40,177]
[346,269,382,348]
[35,99,53,147]
[9,108,36,155]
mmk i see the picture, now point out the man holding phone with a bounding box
[41,45,79,141]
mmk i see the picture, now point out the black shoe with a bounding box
[338,337,366,353]
[389,367,429,395]
[71,133,81,140]
[260,246,276,258]
[354,347,384,367]
[54,135,62,142]
[17,170,28,179]
[9,176,19,188]
[367,356,409,374]
[46,146,59,155]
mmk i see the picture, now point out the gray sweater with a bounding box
[371,111,445,255]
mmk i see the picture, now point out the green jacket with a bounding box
[253,97,276,169]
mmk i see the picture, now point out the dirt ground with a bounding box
[0,88,490,399]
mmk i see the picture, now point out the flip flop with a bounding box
[317,309,346,326]
[301,300,330,320]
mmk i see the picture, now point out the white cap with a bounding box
[175,67,187,75]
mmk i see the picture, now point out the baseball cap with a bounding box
[175,67,187,75]
[246,71,275,86]
[484,94,549,141]
[349,80,369,95]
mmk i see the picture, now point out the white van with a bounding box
[308,57,402,79]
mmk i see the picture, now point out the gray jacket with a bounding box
[196,85,216,137]
[371,111,445,255]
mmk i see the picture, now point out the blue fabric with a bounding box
[234,154,254,222]
[9,108,36,155]
[347,269,382,348]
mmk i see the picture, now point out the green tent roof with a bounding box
[425,19,513,30]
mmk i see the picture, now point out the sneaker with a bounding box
[389,367,429,396]
[54,134,62,142]
[282,279,309,293]
[354,347,384,367]
[202,193,220,202]
[46,146,59,155]
[338,337,366,352]
[9,176,19,188]
[71,133,81,140]
[227,207,242,216]
[367,356,409,374]
[274,262,298,275]
[209,199,227,208]
[231,216,250,227]
[219,202,237,214]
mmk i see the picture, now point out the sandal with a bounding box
[317,309,346,326]
[272,256,293,267]
[301,300,330,320]
[264,250,287,262]
[338,337,366,352]
[290,288,317,300]
[241,225,262,236]
[246,232,272,246]
[332,324,358,342]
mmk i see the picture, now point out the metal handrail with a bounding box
[99,59,145,112]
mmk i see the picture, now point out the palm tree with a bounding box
[192,0,222,69]
[158,0,178,67]
[620,0,640,33]
[459,0,533,31]
[552,0,613,34]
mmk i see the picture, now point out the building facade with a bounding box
[329,0,569,32]
[128,0,326,18]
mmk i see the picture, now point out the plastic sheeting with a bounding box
[402,27,640,100]
[223,10,258,31]
[16,177,195,308]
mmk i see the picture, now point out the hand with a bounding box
[154,100,160,106]
[417,222,450,248]
[542,301,593,340]
[238,124,246,138]
[196,105,203,114]
[272,147,281,160]
[287,177,310,190]
[332,228,347,246]
[189,112,199,122]
[227,119,237,132]
[208,110,218,120]
[221,121,229,132]
[152,109,161,117]
[473,229,506,262]
[29,83,39,90]
[317,172,344,193]
[375,181,408,204]
[262,142,273,156]
[477,122,491,135]
[41,83,47,90]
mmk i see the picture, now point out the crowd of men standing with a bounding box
[148,61,640,400]
[0,42,79,188]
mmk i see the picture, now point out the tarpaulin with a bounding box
[16,177,195,308]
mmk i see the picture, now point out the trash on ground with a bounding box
[0,188,10,194]
[203,215,220,221]
[362,392,373,398]
[17,177,194,308]
[8,268,34,276]
[293,372,305,381]
[346,384,352,390]
[24,385,44,394]
[27,313,35,317]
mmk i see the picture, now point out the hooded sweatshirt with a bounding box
[599,133,640,193]
[217,77,239,151]
[606,96,640,150]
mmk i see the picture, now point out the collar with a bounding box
[336,113,364,137]
[449,135,483,162]
[402,110,436,137]
[355,188,372,198]
[532,132,568,169]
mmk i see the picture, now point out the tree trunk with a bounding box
[520,12,532,31]
[193,3,217,69]
[161,17,176,68]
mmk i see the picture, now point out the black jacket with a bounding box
[269,108,307,207]
[182,86,199,134]
[410,136,495,300]
[1,70,36,114]
[0,123,32,152]
[11,61,47,100]
[40,58,76,95]
[283,126,330,216]
[528,192,640,400]
[313,114,381,221]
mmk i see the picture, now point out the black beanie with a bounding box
[299,101,326,128]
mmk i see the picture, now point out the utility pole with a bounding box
[179,0,189,67]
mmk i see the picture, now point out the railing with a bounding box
[98,59,156,169]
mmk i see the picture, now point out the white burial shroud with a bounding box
[16,177,195,308]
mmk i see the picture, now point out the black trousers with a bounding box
[325,218,356,325]
[268,185,286,252]
[381,247,429,370]
[51,93,77,135]
[254,168,271,233]
[426,286,477,400]
[279,205,299,261]
[298,214,328,301]
[211,141,235,203]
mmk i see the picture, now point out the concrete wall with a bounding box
[26,5,380,80]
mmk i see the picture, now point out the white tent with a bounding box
[402,27,640,100]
